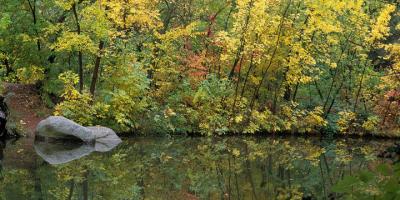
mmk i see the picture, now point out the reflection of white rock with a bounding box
[35,116,122,165]
[34,141,94,165]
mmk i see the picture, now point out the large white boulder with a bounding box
[36,116,96,143]
[35,116,122,164]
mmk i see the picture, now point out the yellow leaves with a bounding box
[101,0,162,30]
[362,116,380,132]
[43,24,63,37]
[303,106,327,130]
[281,103,295,118]
[305,0,344,34]
[16,66,45,84]
[311,18,342,34]
[163,108,176,118]
[369,4,396,43]
[55,71,111,125]
[156,22,200,42]
[54,0,75,10]
[54,92,95,126]
[30,0,397,136]
[327,35,340,45]
[250,75,261,85]
[59,71,79,85]
[298,76,312,84]
[384,44,400,71]
[276,186,304,200]
[280,104,327,133]
[334,141,353,164]
[380,43,400,90]
[244,109,277,133]
[93,103,110,119]
[58,71,80,100]
[52,32,97,53]
[329,62,337,69]
[285,42,317,85]
[19,33,33,43]
[81,4,110,39]
[159,152,173,163]
[337,110,357,133]
[234,115,243,123]
[231,148,240,157]
[0,52,6,61]
[199,123,210,135]
[305,147,325,166]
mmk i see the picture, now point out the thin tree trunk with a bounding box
[314,80,324,100]
[27,0,40,51]
[90,41,105,96]
[2,58,11,76]
[324,78,344,118]
[353,63,367,112]
[322,36,352,111]
[249,0,292,110]
[228,0,253,79]
[72,3,84,92]
[78,51,83,92]
[231,57,244,112]
[292,83,299,101]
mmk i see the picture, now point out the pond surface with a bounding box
[0,136,395,200]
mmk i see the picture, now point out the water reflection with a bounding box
[0,136,393,199]
[34,140,94,165]
[33,127,122,165]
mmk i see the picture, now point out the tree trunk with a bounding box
[27,0,40,51]
[3,58,11,76]
[72,3,84,92]
[90,41,105,96]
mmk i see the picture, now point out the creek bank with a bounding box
[2,83,51,137]
[0,83,397,139]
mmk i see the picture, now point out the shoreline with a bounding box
[1,82,398,140]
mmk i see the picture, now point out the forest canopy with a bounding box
[0,0,399,136]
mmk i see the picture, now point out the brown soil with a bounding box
[2,83,52,169]
[3,83,51,137]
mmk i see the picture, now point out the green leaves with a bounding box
[0,0,398,136]
[0,13,11,30]
[333,163,400,199]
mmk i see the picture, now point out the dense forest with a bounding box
[0,0,399,136]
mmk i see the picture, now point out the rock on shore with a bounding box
[35,116,122,164]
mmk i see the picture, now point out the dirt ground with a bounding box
[2,83,52,168]
[3,83,51,137]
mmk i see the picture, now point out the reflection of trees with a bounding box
[0,137,392,199]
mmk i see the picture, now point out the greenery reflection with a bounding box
[0,137,392,200]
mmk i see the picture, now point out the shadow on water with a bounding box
[34,139,93,165]
[0,135,396,200]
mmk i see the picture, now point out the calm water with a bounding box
[0,136,394,200]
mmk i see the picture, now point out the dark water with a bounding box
[0,136,394,200]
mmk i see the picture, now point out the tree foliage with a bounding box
[0,0,398,135]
